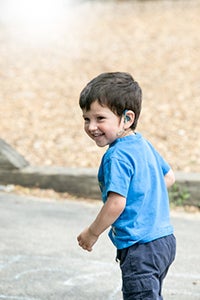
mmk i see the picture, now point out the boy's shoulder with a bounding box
[103,133,143,162]
[104,132,165,164]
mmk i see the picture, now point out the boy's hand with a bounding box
[77,192,126,252]
[77,227,99,252]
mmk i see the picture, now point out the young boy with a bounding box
[77,72,176,299]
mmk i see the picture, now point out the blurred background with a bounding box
[0,0,199,172]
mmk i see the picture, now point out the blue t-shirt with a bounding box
[98,133,174,249]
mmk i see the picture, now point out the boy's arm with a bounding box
[77,192,126,252]
[164,168,175,188]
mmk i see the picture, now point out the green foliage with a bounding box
[169,183,190,207]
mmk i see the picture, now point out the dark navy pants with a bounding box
[116,234,176,300]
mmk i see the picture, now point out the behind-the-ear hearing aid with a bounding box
[123,109,131,122]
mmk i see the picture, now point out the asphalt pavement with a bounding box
[0,192,200,300]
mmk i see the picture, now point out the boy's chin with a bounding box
[95,143,107,148]
[95,141,108,148]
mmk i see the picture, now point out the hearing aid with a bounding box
[123,110,131,122]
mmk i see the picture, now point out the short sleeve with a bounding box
[100,157,134,201]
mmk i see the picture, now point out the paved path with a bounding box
[0,192,200,300]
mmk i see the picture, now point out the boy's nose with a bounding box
[88,121,98,131]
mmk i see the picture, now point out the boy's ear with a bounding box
[123,110,135,126]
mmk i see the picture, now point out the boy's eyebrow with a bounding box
[82,111,108,118]
[82,112,89,118]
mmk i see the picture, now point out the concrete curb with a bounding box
[0,166,101,199]
[0,166,199,206]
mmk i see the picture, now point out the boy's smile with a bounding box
[82,100,129,147]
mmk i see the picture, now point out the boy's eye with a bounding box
[97,116,105,121]
[84,117,90,123]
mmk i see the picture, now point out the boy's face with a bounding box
[82,100,126,147]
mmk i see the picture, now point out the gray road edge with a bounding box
[0,166,199,207]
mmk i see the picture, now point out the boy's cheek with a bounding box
[84,126,89,134]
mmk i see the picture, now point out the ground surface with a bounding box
[0,0,199,172]
[0,192,200,300]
